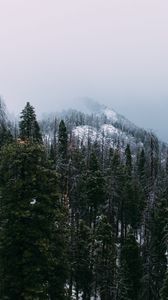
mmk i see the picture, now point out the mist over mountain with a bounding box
[40,98,167,164]
[3,94,167,142]
[1,0,168,298]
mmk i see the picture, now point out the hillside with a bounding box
[1,101,168,299]
[40,99,167,159]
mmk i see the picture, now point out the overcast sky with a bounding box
[0,0,168,140]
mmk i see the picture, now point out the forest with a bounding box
[0,100,168,300]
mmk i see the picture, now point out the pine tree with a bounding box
[66,147,88,299]
[118,231,142,300]
[105,148,125,240]
[138,148,146,185]
[19,102,42,142]
[0,142,68,299]
[86,151,105,228]
[58,120,68,161]
[149,186,168,299]
[141,134,161,300]
[150,180,168,300]
[74,220,92,300]
[94,216,116,300]
[125,144,132,176]
[160,271,168,300]
[57,120,69,200]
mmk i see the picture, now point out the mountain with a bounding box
[72,99,141,147]
[40,99,167,158]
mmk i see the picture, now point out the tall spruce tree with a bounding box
[57,120,69,200]
[138,148,146,186]
[19,102,42,142]
[0,143,66,300]
[74,220,92,300]
[0,104,68,299]
[58,120,68,161]
[160,270,168,300]
[118,231,142,300]
[107,149,125,240]
[125,144,132,176]
[94,216,116,300]
[86,151,105,228]
[0,142,68,300]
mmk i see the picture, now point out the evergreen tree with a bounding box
[160,270,168,300]
[0,98,168,300]
[125,144,132,176]
[86,152,105,228]
[124,177,145,232]
[94,216,116,300]
[57,120,69,200]
[138,148,146,185]
[58,120,68,161]
[66,147,87,299]
[141,134,161,300]
[74,220,92,300]
[123,145,141,233]
[19,102,42,142]
[118,231,142,300]
[149,185,168,300]
[0,142,68,299]
[106,148,125,240]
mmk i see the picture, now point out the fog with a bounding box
[0,0,168,141]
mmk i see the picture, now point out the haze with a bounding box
[0,0,168,141]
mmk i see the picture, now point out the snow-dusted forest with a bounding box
[0,99,168,300]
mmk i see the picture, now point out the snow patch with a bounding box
[101,124,119,135]
[73,125,98,143]
[30,198,36,205]
[103,108,118,122]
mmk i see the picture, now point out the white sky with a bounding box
[0,0,168,140]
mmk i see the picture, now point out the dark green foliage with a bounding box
[0,102,168,300]
[124,178,145,230]
[19,102,42,142]
[123,145,145,233]
[160,271,168,300]
[105,148,125,240]
[74,221,92,300]
[0,142,68,299]
[58,120,68,161]
[151,183,168,300]
[138,148,146,183]
[57,120,69,199]
[118,231,142,300]
[0,123,13,147]
[94,216,116,300]
[149,188,168,299]
[125,144,132,175]
[148,133,160,182]
[86,152,105,227]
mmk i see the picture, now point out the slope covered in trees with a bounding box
[0,100,168,300]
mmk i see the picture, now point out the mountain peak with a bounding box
[80,98,105,113]
[80,98,118,122]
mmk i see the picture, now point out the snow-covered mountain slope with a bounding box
[72,122,142,151]
[69,100,146,151]
[40,99,167,156]
[103,108,118,122]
